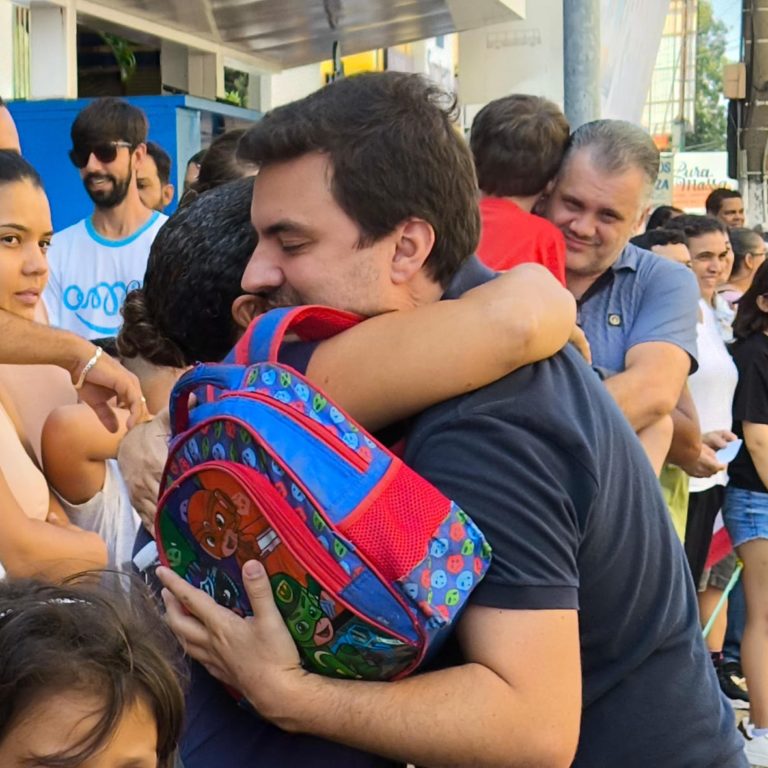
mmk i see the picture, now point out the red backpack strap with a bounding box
[231,306,362,364]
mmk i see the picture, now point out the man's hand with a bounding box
[67,343,147,430]
[117,409,169,532]
[681,443,725,478]
[158,561,305,718]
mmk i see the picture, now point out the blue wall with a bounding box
[7,95,260,232]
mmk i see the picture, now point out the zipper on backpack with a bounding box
[227,391,371,473]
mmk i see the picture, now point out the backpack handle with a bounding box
[169,364,244,434]
[232,306,361,365]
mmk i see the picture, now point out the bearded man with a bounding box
[44,97,166,338]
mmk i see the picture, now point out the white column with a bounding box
[188,50,224,100]
[0,0,14,98]
[29,0,77,98]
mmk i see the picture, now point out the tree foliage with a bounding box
[686,0,729,150]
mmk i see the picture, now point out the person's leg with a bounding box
[739,538,768,727]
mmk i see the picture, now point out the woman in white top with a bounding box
[667,216,739,586]
[0,150,106,578]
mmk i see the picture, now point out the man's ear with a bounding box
[390,217,436,285]
[757,294,768,314]
[231,294,264,329]
[635,205,651,235]
[161,183,175,208]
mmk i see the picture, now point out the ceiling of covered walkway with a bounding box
[79,0,525,69]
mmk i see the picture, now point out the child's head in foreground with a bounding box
[0,578,185,768]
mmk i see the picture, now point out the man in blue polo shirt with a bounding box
[544,120,700,472]
[158,74,745,767]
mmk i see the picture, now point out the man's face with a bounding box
[545,149,648,279]
[688,231,730,298]
[137,155,173,211]
[716,196,745,228]
[651,242,691,267]
[241,152,401,315]
[79,143,135,209]
[0,106,20,152]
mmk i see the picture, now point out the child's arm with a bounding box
[308,263,577,430]
[0,469,107,580]
[41,405,128,505]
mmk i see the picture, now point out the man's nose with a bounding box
[241,243,285,294]
[568,213,596,240]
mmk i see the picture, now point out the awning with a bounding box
[77,0,525,69]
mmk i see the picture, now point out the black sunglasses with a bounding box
[68,141,132,169]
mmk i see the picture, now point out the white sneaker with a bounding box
[740,721,768,766]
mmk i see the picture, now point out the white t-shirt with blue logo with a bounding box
[44,211,167,339]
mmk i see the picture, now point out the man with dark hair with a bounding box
[631,227,691,267]
[706,187,745,228]
[0,96,20,152]
[544,119,700,473]
[158,72,746,768]
[471,94,568,282]
[44,97,167,338]
[138,140,174,212]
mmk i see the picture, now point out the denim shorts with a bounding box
[723,485,768,547]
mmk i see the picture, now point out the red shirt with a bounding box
[476,197,566,285]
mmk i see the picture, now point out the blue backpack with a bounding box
[155,306,491,680]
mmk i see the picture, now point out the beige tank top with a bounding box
[0,397,49,521]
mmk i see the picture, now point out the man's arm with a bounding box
[0,309,146,428]
[666,384,702,469]
[159,411,587,766]
[604,341,690,431]
[604,260,699,432]
[160,566,581,768]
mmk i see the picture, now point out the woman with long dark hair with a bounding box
[724,259,768,762]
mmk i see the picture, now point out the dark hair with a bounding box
[470,95,569,197]
[705,187,742,216]
[180,130,250,206]
[118,176,257,366]
[0,149,43,186]
[145,141,172,185]
[237,71,479,288]
[665,213,727,240]
[729,227,765,277]
[562,119,660,195]
[630,227,688,251]
[733,260,768,339]
[71,97,148,149]
[646,205,683,230]
[187,149,206,167]
[0,577,185,768]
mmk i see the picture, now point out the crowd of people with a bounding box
[0,75,766,767]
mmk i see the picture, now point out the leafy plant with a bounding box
[100,32,137,83]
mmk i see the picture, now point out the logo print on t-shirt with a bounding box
[63,279,141,335]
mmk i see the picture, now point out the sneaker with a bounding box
[739,721,768,767]
[720,661,750,710]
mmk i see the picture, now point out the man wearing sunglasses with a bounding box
[44,97,167,339]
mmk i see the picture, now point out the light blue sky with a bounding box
[712,0,742,60]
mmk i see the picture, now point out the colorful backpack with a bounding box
[155,306,492,681]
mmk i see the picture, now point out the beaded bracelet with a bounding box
[74,346,103,391]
